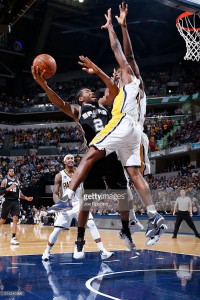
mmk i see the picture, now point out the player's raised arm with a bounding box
[116,2,144,91]
[101,8,131,76]
[31,66,79,121]
[78,55,119,97]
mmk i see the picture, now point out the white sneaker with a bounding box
[146,224,168,246]
[42,250,50,261]
[73,240,85,259]
[10,237,19,245]
[124,237,136,251]
[146,235,160,246]
[118,230,136,251]
[100,250,114,260]
[130,219,144,234]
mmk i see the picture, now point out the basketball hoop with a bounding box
[176,12,200,61]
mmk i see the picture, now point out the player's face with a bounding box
[81,88,97,104]
[8,169,15,178]
[64,157,74,168]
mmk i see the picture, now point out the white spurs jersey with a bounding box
[111,75,140,121]
[60,170,83,204]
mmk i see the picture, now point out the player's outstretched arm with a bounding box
[31,66,79,121]
[116,2,144,91]
[20,193,33,201]
[78,55,119,97]
[101,8,130,73]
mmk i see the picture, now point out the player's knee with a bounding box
[87,219,95,229]
[83,147,105,163]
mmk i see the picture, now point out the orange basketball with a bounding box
[32,54,57,79]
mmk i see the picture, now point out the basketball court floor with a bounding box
[0,224,199,299]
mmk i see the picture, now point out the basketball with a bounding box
[32,54,57,79]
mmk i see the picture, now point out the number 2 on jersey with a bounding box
[93,119,104,132]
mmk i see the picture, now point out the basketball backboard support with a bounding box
[155,0,200,15]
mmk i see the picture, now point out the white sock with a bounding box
[147,205,157,216]
[67,189,75,199]
[96,242,104,251]
[129,209,137,221]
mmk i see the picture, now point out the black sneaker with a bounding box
[73,240,85,259]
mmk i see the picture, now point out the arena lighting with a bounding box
[79,0,84,2]
[13,40,23,52]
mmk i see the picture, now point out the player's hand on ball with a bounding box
[31,65,47,87]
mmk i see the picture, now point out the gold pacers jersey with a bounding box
[111,76,140,120]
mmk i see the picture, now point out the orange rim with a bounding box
[176,11,200,31]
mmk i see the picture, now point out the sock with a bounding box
[96,242,104,251]
[129,209,137,222]
[77,227,85,241]
[46,245,53,253]
[12,233,16,238]
[121,220,132,242]
[147,205,157,217]
[68,189,75,199]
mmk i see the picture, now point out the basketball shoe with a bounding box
[118,229,136,251]
[118,218,144,239]
[10,237,19,245]
[100,250,114,260]
[73,240,85,259]
[145,213,165,238]
[42,249,50,261]
[48,197,72,213]
[129,218,144,234]
[146,224,168,246]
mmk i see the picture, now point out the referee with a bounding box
[172,189,200,238]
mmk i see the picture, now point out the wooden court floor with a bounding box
[0,224,200,257]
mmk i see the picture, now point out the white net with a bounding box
[176,13,200,61]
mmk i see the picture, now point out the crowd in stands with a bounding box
[0,116,199,154]
[167,120,200,148]
[11,126,84,149]
[144,116,174,151]
[0,129,6,148]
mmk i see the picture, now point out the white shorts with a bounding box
[54,202,93,229]
[90,115,141,167]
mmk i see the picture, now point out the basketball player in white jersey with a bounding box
[42,154,113,260]
[115,3,167,246]
[49,7,166,253]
